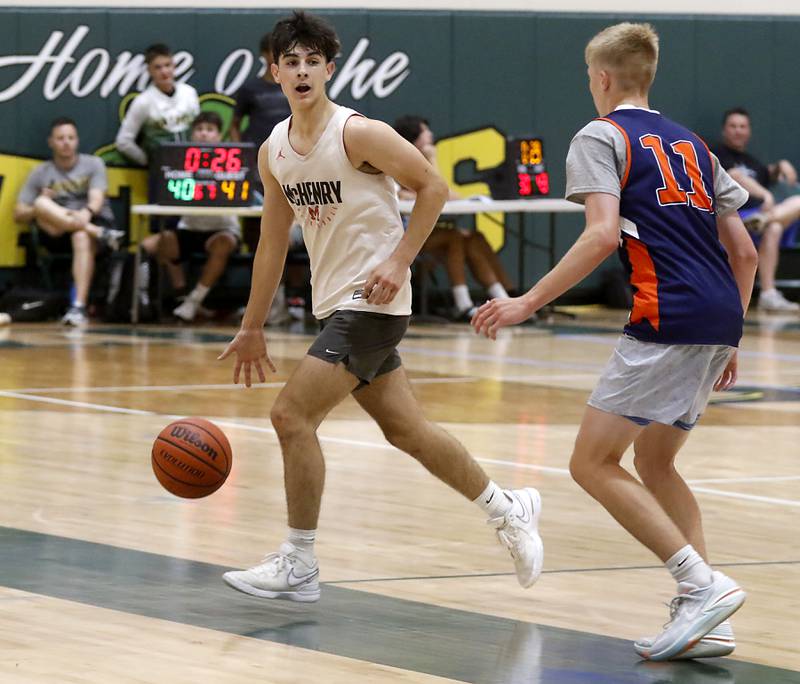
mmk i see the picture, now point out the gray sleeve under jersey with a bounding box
[565,120,626,204]
[565,119,749,215]
[711,154,748,216]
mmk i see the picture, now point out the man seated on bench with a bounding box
[712,107,800,313]
[13,116,125,327]
[139,112,241,322]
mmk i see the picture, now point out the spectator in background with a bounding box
[394,115,515,320]
[230,33,297,323]
[13,117,124,327]
[230,33,291,152]
[115,43,200,175]
[138,112,241,322]
[712,107,800,312]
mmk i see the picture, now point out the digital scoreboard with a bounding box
[510,137,549,197]
[152,142,258,206]
[486,137,550,200]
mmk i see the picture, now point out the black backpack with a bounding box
[0,287,69,322]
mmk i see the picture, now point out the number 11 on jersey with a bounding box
[639,135,713,212]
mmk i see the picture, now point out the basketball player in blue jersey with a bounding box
[218,11,543,603]
[473,23,758,661]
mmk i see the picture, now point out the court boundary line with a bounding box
[10,320,800,366]
[323,558,800,585]
[687,475,800,484]
[1,376,477,395]
[2,391,799,508]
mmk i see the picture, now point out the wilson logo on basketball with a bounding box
[170,426,218,461]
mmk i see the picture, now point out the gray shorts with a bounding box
[588,335,734,430]
[307,310,409,386]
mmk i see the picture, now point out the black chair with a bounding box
[17,222,71,291]
[17,188,130,299]
[411,252,450,324]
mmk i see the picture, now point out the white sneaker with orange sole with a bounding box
[638,573,745,661]
[636,620,735,660]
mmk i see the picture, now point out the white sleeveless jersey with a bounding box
[267,106,412,319]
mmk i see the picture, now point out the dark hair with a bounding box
[145,43,172,65]
[722,107,749,126]
[270,11,340,63]
[191,111,223,132]
[393,115,429,145]
[49,116,77,134]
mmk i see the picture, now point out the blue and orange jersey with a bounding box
[600,109,743,347]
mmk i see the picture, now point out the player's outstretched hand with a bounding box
[471,296,535,340]
[713,350,738,392]
[364,256,406,306]
[218,328,276,387]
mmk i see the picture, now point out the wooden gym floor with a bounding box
[0,309,798,683]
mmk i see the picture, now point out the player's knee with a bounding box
[269,402,294,434]
[382,423,421,457]
[569,443,614,488]
[568,451,591,487]
[270,401,311,438]
[633,451,672,484]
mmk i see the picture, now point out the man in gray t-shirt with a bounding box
[14,117,125,326]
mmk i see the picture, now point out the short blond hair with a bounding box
[585,23,659,93]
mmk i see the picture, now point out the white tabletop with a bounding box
[131,204,263,217]
[397,198,583,215]
[131,197,584,217]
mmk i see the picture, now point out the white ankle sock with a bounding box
[138,258,150,291]
[188,283,210,304]
[474,481,513,518]
[287,527,317,562]
[487,282,509,299]
[453,284,474,312]
[665,544,713,589]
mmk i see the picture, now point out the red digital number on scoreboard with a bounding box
[535,172,550,195]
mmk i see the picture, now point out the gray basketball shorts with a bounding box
[588,335,735,430]
[307,310,410,386]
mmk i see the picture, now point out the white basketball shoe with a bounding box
[635,620,735,660]
[223,542,321,602]
[637,572,745,661]
[489,487,544,588]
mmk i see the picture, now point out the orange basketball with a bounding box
[152,417,232,498]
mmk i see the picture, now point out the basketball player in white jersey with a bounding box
[219,11,543,602]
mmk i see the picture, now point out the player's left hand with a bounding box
[471,296,535,339]
[713,350,738,391]
[218,328,276,388]
[364,257,406,305]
